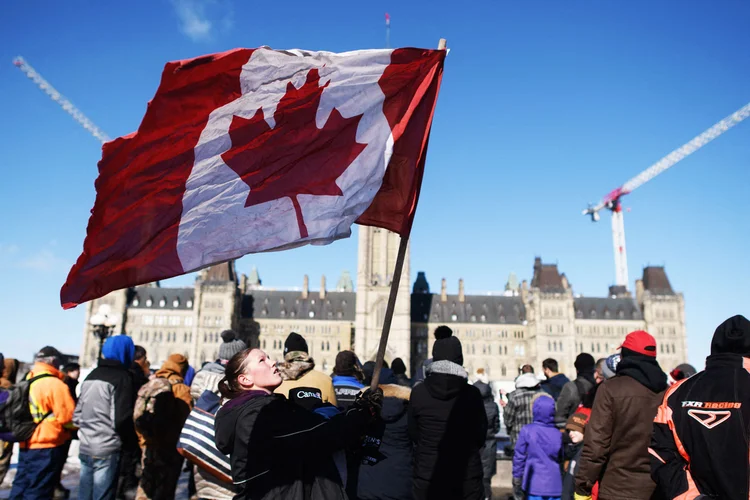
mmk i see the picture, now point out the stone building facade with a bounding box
[81,232,688,380]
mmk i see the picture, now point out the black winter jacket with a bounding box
[215,390,370,500]
[651,353,750,500]
[408,362,487,500]
[555,373,595,428]
[358,384,413,500]
[475,381,500,480]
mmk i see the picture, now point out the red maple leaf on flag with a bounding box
[221,68,367,238]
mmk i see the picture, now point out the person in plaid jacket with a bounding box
[503,372,542,448]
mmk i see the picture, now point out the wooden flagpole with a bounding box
[369,38,447,390]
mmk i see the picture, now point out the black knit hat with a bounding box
[333,351,360,377]
[284,332,308,355]
[711,315,750,355]
[434,325,453,340]
[574,353,596,374]
[433,336,464,365]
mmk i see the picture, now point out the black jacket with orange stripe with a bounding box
[650,353,750,500]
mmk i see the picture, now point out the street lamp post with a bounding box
[90,304,117,361]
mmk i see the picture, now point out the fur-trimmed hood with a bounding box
[379,383,411,423]
[277,351,315,381]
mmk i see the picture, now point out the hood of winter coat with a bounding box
[168,354,189,376]
[532,394,556,425]
[200,361,226,374]
[156,360,186,382]
[1,358,18,386]
[515,373,541,390]
[616,354,667,393]
[546,373,569,389]
[278,352,315,381]
[474,380,493,400]
[379,384,411,422]
[424,361,468,400]
[101,335,135,367]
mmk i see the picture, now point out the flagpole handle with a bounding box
[438,39,447,50]
[369,233,409,390]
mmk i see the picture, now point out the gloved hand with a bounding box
[353,387,384,420]
[574,494,593,500]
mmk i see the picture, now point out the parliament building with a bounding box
[80,227,688,380]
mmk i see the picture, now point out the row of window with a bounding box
[575,309,636,320]
[202,316,225,327]
[262,339,342,353]
[140,315,194,327]
[654,309,676,320]
[260,308,345,319]
[575,342,610,354]
[133,297,193,308]
[260,324,342,335]
[660,343,679,354]
[655,327,678,335]
[203,299,224,309]
[575,325,629,336]
[420,342,526,357]
[137,331,193,343]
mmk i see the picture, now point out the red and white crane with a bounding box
[13,56,110,144]
[584,102,750,289]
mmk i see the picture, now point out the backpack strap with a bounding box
[28,373,54,384]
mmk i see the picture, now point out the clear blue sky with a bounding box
[1,0,748,367]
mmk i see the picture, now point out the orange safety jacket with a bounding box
[21,362,76,449]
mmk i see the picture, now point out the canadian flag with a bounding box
[61,46,445,309]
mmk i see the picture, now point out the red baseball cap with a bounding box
[619,330,657,357]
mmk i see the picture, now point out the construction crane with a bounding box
[13,56,110,144]
[584,102,750,289]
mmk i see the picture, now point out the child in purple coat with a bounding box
[512,394,563,500]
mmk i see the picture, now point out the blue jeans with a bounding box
[10,445,68,499]
[79,452,121,500]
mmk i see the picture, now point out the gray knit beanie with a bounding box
[218,330,247,362]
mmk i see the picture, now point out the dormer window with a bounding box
[451,314,458,321]
[576,310,583,319]
[173,299,180,308]
[132,298,140,307]
[480,314,486,322]
[159,298,166,307]
[590,310,597,319]
[309,311,315,318]
[186,299,193,308]
[146,298,153,307]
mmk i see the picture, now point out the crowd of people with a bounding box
[1,314,748,499]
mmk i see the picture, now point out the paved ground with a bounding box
[0,443,513,499]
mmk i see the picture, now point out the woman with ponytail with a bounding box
[214,348,383,500]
